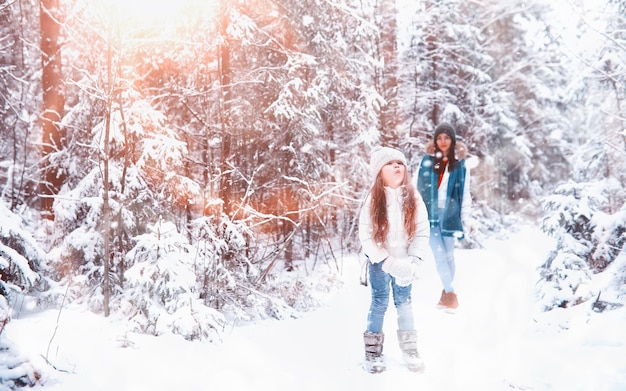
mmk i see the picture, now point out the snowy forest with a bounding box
[0,0,625,388]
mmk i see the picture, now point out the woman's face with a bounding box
[380,160,406,188]
[436,133,452,157]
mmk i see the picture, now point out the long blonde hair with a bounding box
[369,171,418,246]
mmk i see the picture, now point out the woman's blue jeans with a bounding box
[366,260,415,333]
[430,209,457,293]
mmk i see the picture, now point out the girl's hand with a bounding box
[408,256,422,281]
[382,256,413,285]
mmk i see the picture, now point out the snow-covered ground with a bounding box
[5,225,626,390]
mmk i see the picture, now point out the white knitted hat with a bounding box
[369,146,407,180]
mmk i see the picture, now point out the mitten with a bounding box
[382,256,413,286]
[395,274,413,287]
[408,256,422,282]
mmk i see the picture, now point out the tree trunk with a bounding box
[101,25,115,317]
[39,0,65,218]
[218,0,234,217]
[423,0,441,125]
[377,0,399,145]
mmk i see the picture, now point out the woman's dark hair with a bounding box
[434,123,457,171]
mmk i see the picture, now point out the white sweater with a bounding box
[358,186,430,264]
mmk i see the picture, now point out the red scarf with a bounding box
[437,160,448,188]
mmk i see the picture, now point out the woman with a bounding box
[358,146,430,374]
[416,122,471,311]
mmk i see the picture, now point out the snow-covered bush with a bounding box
[0,293,42,388]
[0,331,42,389]
[188,215,255,306]
[121,220,225,341]
[0,203,45,389]
[0,203,47,307]
[538,180,626,310]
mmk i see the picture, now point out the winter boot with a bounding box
[397,330,425,373]
[363,331,386,374]
[446,292,459,310]
[436,289,447,308]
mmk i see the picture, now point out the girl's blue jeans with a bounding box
[430,208,457,293]
[366,260,415,333]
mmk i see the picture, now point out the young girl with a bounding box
[359,146,430,374]
[416,122,471,311]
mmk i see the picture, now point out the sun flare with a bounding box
[98,0,219,37]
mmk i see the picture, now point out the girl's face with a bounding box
[436,133,452,157]
[380,160,406,188]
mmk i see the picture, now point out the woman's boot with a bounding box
[446,291,459,309]
[436,289,447,308]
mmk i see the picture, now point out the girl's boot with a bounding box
[397,330,425,373]
[363,331,385,374]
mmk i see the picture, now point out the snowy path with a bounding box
[6,226,626,390]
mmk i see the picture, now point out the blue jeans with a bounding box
[366,260,415,333]
[430,208,456,293]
